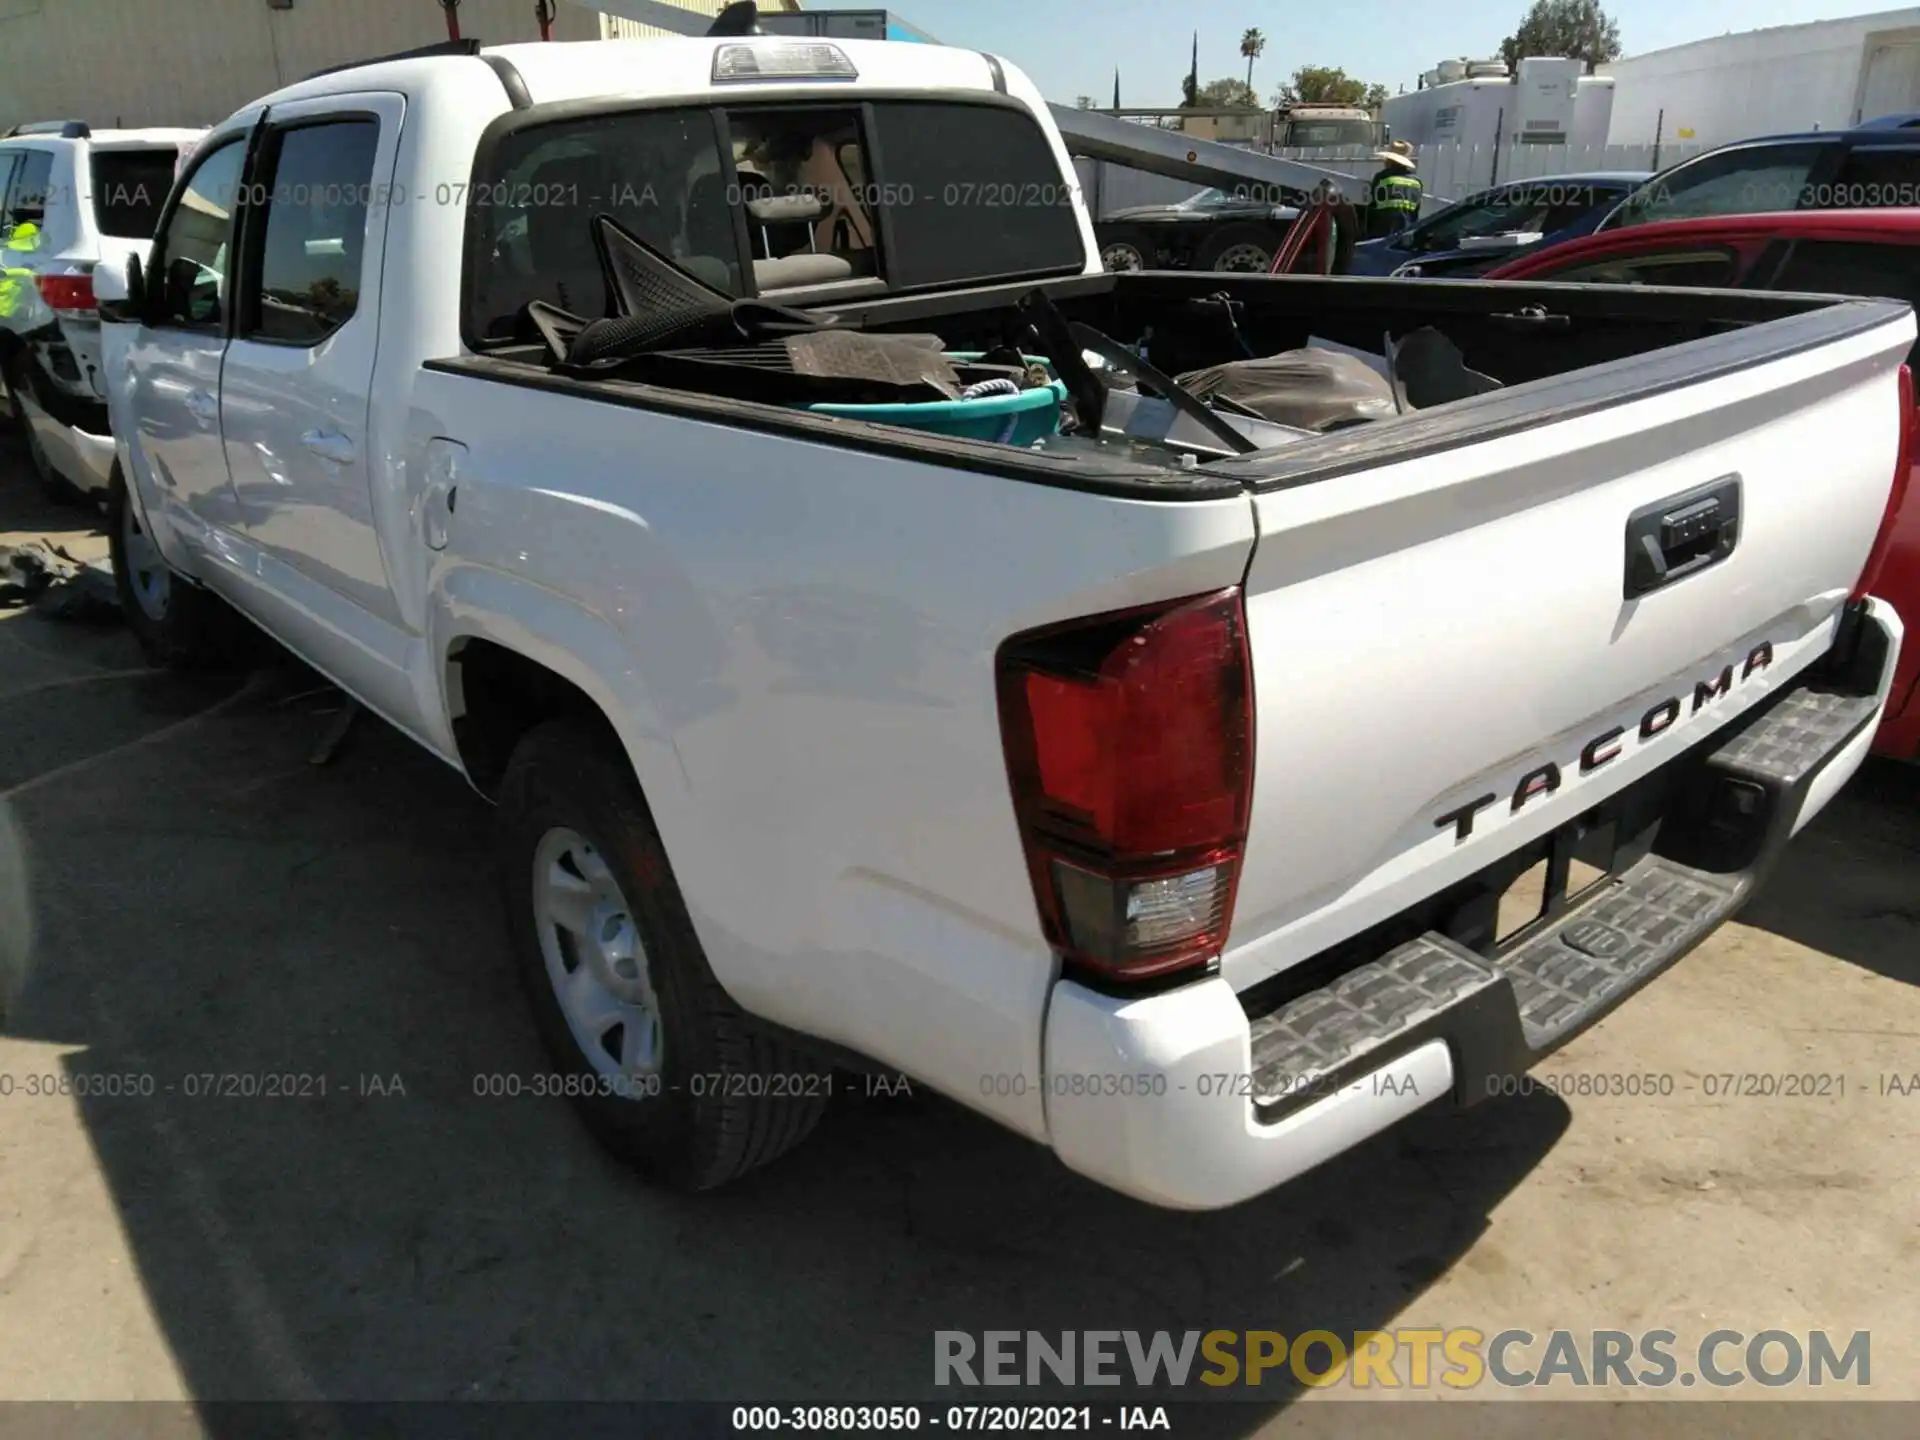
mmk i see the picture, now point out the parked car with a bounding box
[1347,171,1648,278]
[1488,207,1920,761]
[0,121,202,503]
[1598,124,1920,233]
[1095,184,1302,273]
[95,31,1910,1211]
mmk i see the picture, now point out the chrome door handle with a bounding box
[301,429,356,466]
[185,389,217,422]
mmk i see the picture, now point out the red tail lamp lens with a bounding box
[998,588,1253,985]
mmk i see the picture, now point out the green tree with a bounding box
[1195,77,1261,108]
[1240,27,1267,90]
[1363,82,1389,111]
[1499,0,1623,73]
[1277,65,1368,106]
[1075,95,1095,109]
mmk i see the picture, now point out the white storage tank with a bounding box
[1385,58,1614,149]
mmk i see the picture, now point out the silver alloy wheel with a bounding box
[120,489,171,620]
[532,826,664,1080]
[1101,241,1146,271]
[1212,242,1273,272]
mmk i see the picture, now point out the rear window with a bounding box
[1824,146,1920,207]
[865,100,1084,290]
[1605,143,1828,230]
[91,147,179,237]
[465,98,1084,346]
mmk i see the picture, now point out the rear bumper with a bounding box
[1044,599,1902,1210]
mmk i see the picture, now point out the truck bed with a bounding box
[432,271,1902,497]
[412,273,1913,1186]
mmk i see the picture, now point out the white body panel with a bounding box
[1052,597,1904,1210]
[1,127,201,495]
[411,374,1257,1136]
[1225,314,1914,991]
[97,36,1914,1207]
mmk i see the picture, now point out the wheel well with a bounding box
[447,638,619,798]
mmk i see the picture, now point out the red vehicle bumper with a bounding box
[1872,673,1920,759]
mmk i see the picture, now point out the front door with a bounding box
[217,94,416,723]
[123,133,250,549]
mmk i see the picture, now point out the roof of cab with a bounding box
[242,35,1011,119]
[0,126,204,149]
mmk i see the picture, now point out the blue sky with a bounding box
[883,0,1890,105]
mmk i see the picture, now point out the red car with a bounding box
[1488,210,1920,760]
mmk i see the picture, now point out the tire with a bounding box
[107,465,252,669]
[5,353,89,507]
[1194,223,1284,273]
[1098,229,1150,272]
[498,718,830,1190]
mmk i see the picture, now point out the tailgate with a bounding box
[1223,303,1914,990]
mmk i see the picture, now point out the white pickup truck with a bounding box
[93,30,1912,1210]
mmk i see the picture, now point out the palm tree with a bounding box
[1240,27,1266,91]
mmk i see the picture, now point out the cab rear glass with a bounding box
[464,97,1085,348]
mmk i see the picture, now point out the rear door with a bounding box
[1225,307,1914,990]
[218,93,412,718]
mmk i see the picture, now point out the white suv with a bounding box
[0,122,204,503]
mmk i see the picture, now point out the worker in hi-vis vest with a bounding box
[1364,140,1423,240]
[0,217,41,321]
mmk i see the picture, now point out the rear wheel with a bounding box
[108,466,251,669]
[1195,223,1283,273]
[498,718,830,1190]
[1099,230,1150,271]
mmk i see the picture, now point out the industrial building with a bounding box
[1601,6,1920,149]
[0,0,800,131]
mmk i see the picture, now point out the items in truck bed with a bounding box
[1176,348,1399,431]
[1173,327,1506,432]
[805,352,1067,446]
[1385,327,1504,410]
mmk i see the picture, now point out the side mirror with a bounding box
[93,250,147,322]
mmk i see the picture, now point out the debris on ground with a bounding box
[0,540,121,622]
[32,562,121,623]
[0,539,81,605]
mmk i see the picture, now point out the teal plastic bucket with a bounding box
[806,353,1065,446]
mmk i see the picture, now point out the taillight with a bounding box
[1854,363,1916,601]
[996,587,1253,987]
[36,271,96,315]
